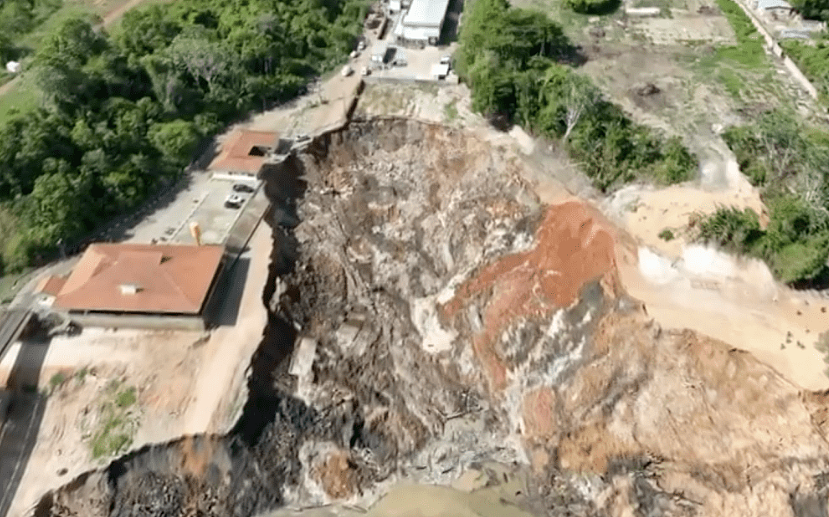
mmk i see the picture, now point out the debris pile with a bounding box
[36,119,829,517]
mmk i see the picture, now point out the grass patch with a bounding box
[444,99,459,122]
[115,386,136,408]
[781,39,829,102]
[90,411,132,459]
[0,80,40,124]
[74,366,89,384]
[49,371,66,392]
[690,0,780,102]
[89,381,138,459]
[712,0,766,68]
[718,67,745,98]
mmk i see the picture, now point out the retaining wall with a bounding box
[363,75,459,87]
[65,312,207,331]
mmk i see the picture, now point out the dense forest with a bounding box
[456,0,696,192]
[0,0,367,273]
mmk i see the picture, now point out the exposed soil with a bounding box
[32,118,829,517]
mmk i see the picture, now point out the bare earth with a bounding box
[11,0,829,507]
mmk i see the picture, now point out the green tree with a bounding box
[789,0,829,21]
[148,119,199,165]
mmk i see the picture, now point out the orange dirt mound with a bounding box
[441,201,617,391]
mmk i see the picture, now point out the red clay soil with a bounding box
[522,387,558,441]
[312,450,359,500]
[440,201,617,392]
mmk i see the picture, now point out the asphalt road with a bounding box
[0,309,31,367]
[0,391,45,517]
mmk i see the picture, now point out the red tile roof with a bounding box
[53,243,224,315]
[35,275,66,297]
[209,130,278,173]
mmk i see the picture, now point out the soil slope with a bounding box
[35,119,829,517]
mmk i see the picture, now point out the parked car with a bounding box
[233,183,255,193]
[224,194,244,208]
[440,55,452,68]
[361,66,370,76]
[357,40,366,51]
[341,64,353,77]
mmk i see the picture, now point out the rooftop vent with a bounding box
[119,284,141,295]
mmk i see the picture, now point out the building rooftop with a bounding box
[35,275,67,297]
[53,243,224,315]
[209,130,279,174]
[757,0,791,10]
[403,0,451,28]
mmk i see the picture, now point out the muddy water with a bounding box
[265,465,536,517]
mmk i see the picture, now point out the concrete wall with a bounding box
[733,0,820,99]
[67,312,206,331]
[363,75,458,87]
[224,186,269,262]
[783,55,820,98]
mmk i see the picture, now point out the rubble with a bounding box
[34,118,829,517]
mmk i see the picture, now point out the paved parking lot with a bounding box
[360,7,459,83]
[127,172,262,246]
[368,42,457,82]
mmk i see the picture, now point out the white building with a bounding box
[396,0,451,47]
[755,0,794,15]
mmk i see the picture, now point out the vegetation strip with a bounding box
[456,0,696,192]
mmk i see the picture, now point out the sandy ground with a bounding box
[181,223,270,435]
[615,242,829,391]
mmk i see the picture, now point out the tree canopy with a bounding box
[0,0,368,272]
[456,0,696,192]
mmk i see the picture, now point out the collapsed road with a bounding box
[32,118,829,517]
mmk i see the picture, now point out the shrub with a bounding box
[49,371,66,392]
[564,0,621,14]
[694,206,763,252]
[658,228,675,241]
[115,386,136,408]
